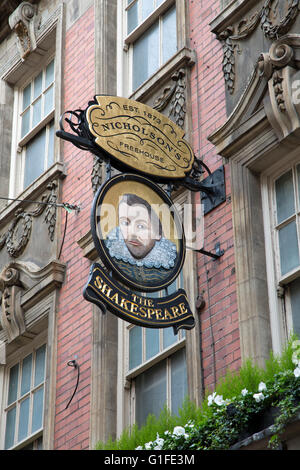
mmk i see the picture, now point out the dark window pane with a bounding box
[278,221,300,275]
[135,361,166,426]
[24,128,46,187]
[133,22,159,89]
[275,170,295,224]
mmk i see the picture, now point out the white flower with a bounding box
[153,434,164,449]
[214,394,225,406]
[207,392,216,406]
[253,392,265,402]
[144,442,153,449]
[292,340,300,350]
[258,382,267,392]
[241,388,248,396]
[292,351,300,365]
[172,426,185,436]
[294,366,300,378]
[135,446,143,450]
[207,392,225,406]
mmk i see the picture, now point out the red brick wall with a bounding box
[54,6,95,450]
[189,0,241,391]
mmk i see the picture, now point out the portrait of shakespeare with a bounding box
[104,193,178,285]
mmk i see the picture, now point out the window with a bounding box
[126,274,187,427]
[273,164,300,337]
[263,159,300,348]
[13,58,55,193]
[124,0,177,91]
[4,344,46,450]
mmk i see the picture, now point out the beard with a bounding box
[125,237,155,259]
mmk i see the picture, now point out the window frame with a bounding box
[121,0,178,95]
[1,333,47,450]
[262,151,300,351]
[10,55,56,197]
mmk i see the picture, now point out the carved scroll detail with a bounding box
[91,155,104,194]
[153,69,187,128]
[9,2,38,60]
[217,0,300,94]
[0,182,58,258]
[0,267,25,343]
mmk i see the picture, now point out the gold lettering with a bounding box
[120,297,130,311]
[110,293,119,305]
[155,309,163,320]
[164,308,173,320]
[101,283,112,298]
[171,306,179,317]
[130,302,139,314]
[94,275,103,290]
[147,308,155,319]
[139,307,147,317]
[179,303,188,316]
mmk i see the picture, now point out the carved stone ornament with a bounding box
[208,35,300,152]
[8,1,38,60]
[153,69,187,128]
[0,259,66,345]
[217,0,300,94]
[91,154,104,194]
[258,39,300,140]
[0,181,58,258]
[0,266,25,343]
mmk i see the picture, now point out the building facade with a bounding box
[0,0,299,450]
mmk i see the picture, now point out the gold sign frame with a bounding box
[86,95,194,179]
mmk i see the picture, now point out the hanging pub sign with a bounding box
[83,172,195,332]
[90,173,185,292]
[84,264,195,333]
[85,95,194,180]
[57,95,225,333]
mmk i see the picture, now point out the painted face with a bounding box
[118,202,161,259]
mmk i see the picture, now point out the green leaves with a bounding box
[96,335,300,450]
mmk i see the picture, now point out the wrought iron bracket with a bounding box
[194,242,225,260]
[182,165,226,214]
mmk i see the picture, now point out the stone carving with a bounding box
[258,39,300,140]
[5,209,32,258]
[44,181,58,241]
[153,69,186,128]
[9,2,38,60]
[91,154,104,194]
[0,182,58,258]
[209,36,300,147]
[0,266,25,343]
[258,42,294,114]
[217,0,300,93]
[0,259,66,344]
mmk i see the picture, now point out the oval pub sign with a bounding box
[86,95,194,179]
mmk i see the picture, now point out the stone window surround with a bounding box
[261,149,300,353]
[0,3,65,213]
[0,3,66,451]
[118,0,194,100]
[207,43,300,364]
[0,332,47,450]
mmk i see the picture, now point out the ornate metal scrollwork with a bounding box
[57,108,96,151]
